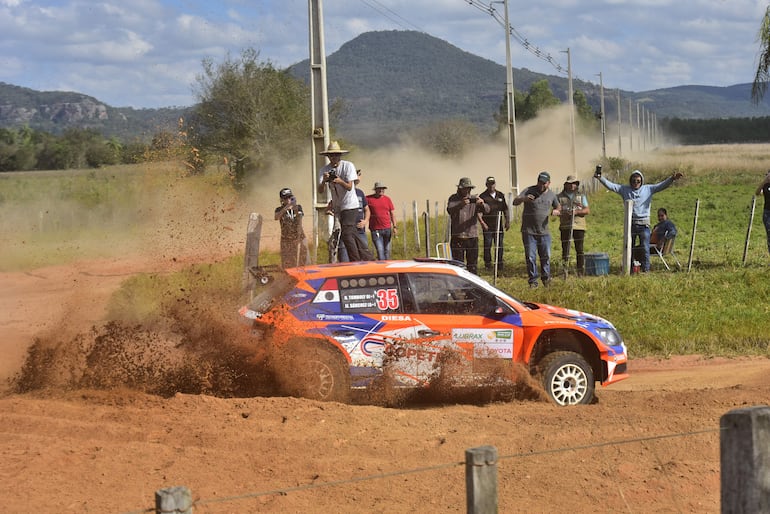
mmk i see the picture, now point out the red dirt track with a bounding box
[1,257,770,513]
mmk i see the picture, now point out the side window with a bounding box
[337,275,402,314]
[404,273,498,315]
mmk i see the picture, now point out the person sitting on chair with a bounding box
[651,208,677,249]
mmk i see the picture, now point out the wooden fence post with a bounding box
[465,445,498,514]
[155,486,193,514]
[720,406,770,513]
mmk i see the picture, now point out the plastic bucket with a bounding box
[585,252,609,276]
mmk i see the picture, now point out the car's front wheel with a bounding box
[539,351,595,406]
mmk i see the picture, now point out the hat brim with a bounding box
[320,150,349,155]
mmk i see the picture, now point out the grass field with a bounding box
[2,144,770,358]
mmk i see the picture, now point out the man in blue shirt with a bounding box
[596,168,683,272]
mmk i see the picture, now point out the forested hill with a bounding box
[287,30,770,143]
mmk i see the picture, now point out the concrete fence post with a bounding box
[720,405,770,513]
[155,485,193,513]
[465,445,498,514]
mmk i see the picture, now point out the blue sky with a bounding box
[0,0,767,108]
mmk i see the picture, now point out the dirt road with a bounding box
[1,259,769,513]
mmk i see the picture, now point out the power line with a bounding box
[464,0,566,75]
[356,0,424,32]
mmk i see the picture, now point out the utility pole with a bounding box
[502,0,519,197]
[628,99,633,152]
[564,48,577,175]
[308,0,331,263]
[616,88,622,156]
[597,72,606,161]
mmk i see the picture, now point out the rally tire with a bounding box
[539,351,595,406]
[281,341,351,403]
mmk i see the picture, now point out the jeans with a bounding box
[371,228,392,260]
[340,209,369,261]
[631,224,651,272]
[482,229,504,268]
[338,226,370,262]
[522,232,552,285]
[764,210,770,255]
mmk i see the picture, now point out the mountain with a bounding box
[0,82,190,140]
[3,30,770,146]
[288,30,770,145]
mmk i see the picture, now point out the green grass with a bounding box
[4,144,770,358]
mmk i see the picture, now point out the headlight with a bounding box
[595,327,623,346]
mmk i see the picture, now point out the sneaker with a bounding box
[529,282,539,289]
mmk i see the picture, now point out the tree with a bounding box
[519,80,560,121]
[413,119,480,156]
[190,48,310,187]
[573,90,598,130]
[753,5,770,103]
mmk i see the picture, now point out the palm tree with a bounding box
[752,5,770,103]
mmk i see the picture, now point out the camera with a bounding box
[468,195,478,202]
[594,164,603,178]
[529,190,541,199]
[324,169,338,183]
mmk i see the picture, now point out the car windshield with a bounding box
[454,267,525,309]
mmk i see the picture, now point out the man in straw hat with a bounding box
[319,141,370,261]
[513,171,560,288]
[554,175,590,277]
[447,177,489,274]
[367,181,397,259]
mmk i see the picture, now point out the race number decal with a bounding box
[375,288,399,310]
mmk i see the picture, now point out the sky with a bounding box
[0,0,768,109]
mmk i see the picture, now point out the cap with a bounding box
[485,176,495,184]
[279,187,293,199]
[373,181,387,189]
[537,171,551,183]
[564,175,580,185]
[457,177,475,189]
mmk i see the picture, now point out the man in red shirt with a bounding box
[366,182,397,259]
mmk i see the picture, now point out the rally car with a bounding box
[239,259,628,406]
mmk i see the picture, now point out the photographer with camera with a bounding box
[595,165,683,273]
[554,175,590,277]
[513,171,560,288]
[318,141,370,261]
[447,177,489,275]
[275,187,308,268]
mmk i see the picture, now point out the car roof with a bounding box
[286,259,467,280]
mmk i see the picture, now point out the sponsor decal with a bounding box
[381,314,412,321]
[315,314,355,321]
[452,328,514,358]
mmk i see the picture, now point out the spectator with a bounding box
[651,208,677,250]
[274,187,308,268]
[555,175,590,276]
[338,170,372,262]
[447,177,489,274]
[478,176,510,272]
[595,167,683,272]
[367,181,397,259]
[512,171,560,288]
[756,170,770,257]
[318,141,367,261]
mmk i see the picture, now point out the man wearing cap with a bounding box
[478,176,510,272]
[513,171,560,288]
[367,181,397,259]
[447,177,489,274]
[554,175,590,276]
[596,167,683,272]
[274,187,308,268]
[318,141,368,261]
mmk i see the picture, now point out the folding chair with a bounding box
[652,235,682,271]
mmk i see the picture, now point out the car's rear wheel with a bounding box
[539,351,594,406]
[279,340,351,403]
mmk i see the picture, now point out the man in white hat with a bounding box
[366,181,397,259]
[319,141,368,261]
[554,175,590,276]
